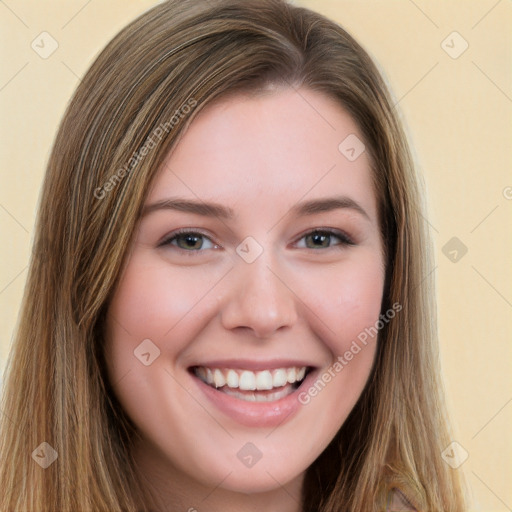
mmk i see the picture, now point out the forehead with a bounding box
[147,87,377,221]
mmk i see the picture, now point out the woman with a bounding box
[0,0,468,510]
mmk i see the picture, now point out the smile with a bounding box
[188,361,317,426]
[194,366,307,395]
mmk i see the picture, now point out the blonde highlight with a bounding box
[0,1,468,510]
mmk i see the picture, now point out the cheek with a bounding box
[302,253,385,356]
[293,254,384,435]
[106,256,223,358]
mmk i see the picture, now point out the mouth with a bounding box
[189,365,313,403]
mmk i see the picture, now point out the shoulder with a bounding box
[386,487,417,511]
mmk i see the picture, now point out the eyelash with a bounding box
[159,228,355,255]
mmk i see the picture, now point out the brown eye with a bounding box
[305,232,331,248]
[177,233,204,250]
[299,230,354,249]
[160,231,216,251]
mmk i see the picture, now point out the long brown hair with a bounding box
[0,0,467,510]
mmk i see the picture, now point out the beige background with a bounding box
[1,1,510,510]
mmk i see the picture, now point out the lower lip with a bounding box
[190,369,318,428]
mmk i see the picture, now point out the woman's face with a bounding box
[105,87,385,505]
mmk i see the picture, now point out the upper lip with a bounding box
[188,358,318,371]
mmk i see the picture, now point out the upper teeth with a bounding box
[194,366,307,390]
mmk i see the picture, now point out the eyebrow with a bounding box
[141,196,370,221]
[290,196,370,220]
[141,198,234,219]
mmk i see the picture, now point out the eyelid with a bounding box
[158,227,355,253]
[158,228,221,250]
[292,227,355,248]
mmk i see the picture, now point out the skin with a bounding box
[104,86,385,512]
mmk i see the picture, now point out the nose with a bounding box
[220,255,298,339]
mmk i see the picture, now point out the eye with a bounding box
[295,229,354,249]
[159,230,218,252]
